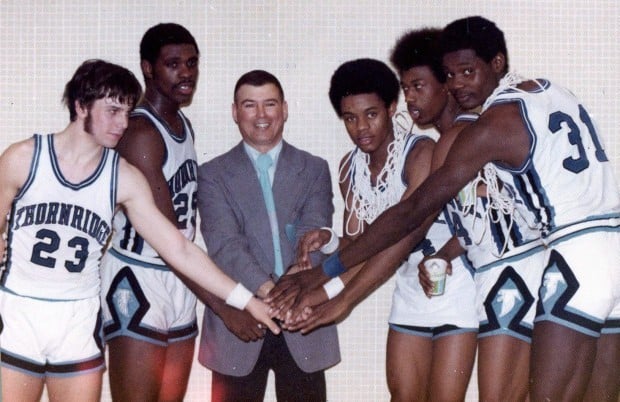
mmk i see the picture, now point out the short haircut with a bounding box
[390,28,445,83]
[140,23,199,65]
[63,59,142,121]
[442,16,509,72]
[233,70,285,101]
[328,58,400,117]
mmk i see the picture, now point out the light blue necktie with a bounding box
[256,153,284,276]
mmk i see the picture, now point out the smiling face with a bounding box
[442,48,505,110]
[143,43,199,107]
[79,97,132,148]
[232,83,288,153]
[340,93,396,155]
[399,65,448,126]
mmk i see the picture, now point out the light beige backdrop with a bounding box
[1,1,618,401]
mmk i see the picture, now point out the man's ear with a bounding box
[492,52,507,73]
[75,100,87,119]
[141,59,153,80]
[231,102,238,124]
[388,101,397,118]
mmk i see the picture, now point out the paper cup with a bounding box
[424,258,447,296]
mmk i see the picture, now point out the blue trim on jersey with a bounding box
[110,152,119,214]
[454,112,479,123]
[2,135,43,287]
[401,134,433,185]
[490,97,558,231]
[132,107,191,144]
[106,248,169,270]
[14,134,42,201]
[348,132,430,192]
[490,98,537,174]
[48,135,110,190]
[500,79,550,95]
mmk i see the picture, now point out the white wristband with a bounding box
[322,277,345,300]
[319,227,339,254]
[225,283,254,310]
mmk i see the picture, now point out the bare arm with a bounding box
[334,105,530,272]
[0,139,34,262]
[116,116,178,223]
[330,138,436,305]
[116,159,280,334]
[286,138,439,331]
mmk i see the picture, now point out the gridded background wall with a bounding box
[1,1,618,401]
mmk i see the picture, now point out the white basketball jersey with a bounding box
[489,79,620,239]
[344,131,462,269]
[445,113,542,271]
[110,107,198,267]
[3,134,118,299]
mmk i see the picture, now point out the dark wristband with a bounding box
[322,251,346,278]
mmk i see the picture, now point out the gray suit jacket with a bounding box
[197,140,340,376]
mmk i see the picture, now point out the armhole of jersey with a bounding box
[14,133,43,200]
[131,106,170,167]
[454,112,480,124]
[488,97,535,174]
[400,134,431,185]
[110,152,120,214]
[340,148,356,187]
[179,110,195,143]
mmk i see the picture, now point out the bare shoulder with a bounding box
[116,114,165,163]
[403,136,434,190]
[1,136,36,159]
[404,136,434,168]
[0,137,36,186]
[433,123,468,170]
[455,104,530,168]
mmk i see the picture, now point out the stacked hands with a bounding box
[266,228,346,334]
[249,229,452,337]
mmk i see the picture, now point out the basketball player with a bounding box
[0,59,279,402]
[271,16,620,401]
[393,29,545,401]
[281,57,478,401]
[100,23,201,402]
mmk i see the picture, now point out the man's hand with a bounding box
[245,297,281,336]
[266,267,329,321]
[418,255,452,297]
[295,228,332,269]
[279,285,329,328]
[286,293,354,334]
[216,303,270,342]
[255,279,275,299]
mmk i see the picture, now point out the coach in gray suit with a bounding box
[197,70,340,402]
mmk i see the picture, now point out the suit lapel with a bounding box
[273,142,305,222]
[225,141,307,270]
[225,143,275,262]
